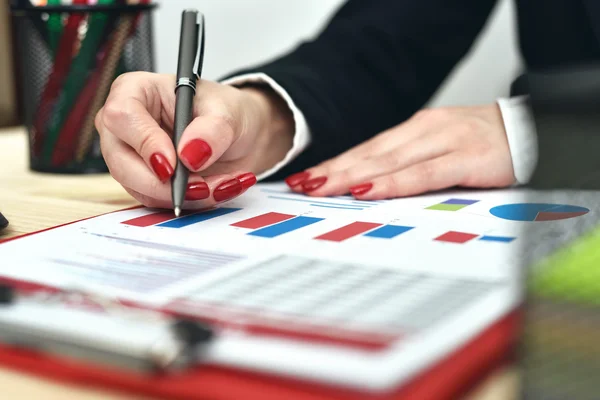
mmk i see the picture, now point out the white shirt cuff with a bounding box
[220,73,312,181]
[497,95,538,185]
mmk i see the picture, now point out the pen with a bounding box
[171,10,205,217]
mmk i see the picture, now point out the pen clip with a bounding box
[194,13,205,79]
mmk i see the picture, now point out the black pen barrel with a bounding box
[171,10,200,213]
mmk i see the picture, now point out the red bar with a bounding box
[315,222,382,242]
[434,231,478,244]
[231,212,295,229]
[121,212,176,227]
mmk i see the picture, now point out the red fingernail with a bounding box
[185,182,210,201]
[180,139,212,170]
[214,178,243,202]
[301,176,327,192]
[285,171,310,187]
[350,182,373,196]
[149,153,174,182]
[236,172,257,190]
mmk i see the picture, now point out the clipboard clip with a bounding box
[0,283,214,373]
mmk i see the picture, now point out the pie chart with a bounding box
[490,203,589,222]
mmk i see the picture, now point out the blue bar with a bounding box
[479,235,515,243]
[443,198,479,205]
[157,207,242,228]
[249,216,324,238]
[364,225,413,239]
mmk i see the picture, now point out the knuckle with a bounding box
[109,73,127,91]
[103,98,141,134]
[102,99,128,128]
[136,131,156,158]
[112,71,146,88]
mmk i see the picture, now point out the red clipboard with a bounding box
[0,215,522,400]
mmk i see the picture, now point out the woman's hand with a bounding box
[284,104,516,199]
[95,72,294,209]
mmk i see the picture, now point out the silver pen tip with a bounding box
[174,207,181,217]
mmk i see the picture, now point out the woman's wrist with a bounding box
[240,84,295,175]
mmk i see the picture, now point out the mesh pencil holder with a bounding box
[11,2,158,174]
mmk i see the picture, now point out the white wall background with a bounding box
[153,0,523,107]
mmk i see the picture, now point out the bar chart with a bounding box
[121,209,516,244]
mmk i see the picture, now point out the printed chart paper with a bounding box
[1,183,599,391]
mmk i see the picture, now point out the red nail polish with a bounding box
[350,182,373,196]
[149,153,174,182]
[180,139,212,170]
[185,182,210,201]
[301,176,327,192]
[285,171,310,187]
[236,172,257,190]
[214,178,243,202]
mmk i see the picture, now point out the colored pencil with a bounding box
[74,14,134,162]
[73,0,148,162]
[50,48,106,166]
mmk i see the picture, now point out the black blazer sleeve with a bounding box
[224,0,499,180]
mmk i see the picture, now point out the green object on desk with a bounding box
[47,0,63,56]
[530,223,600,306]
[41,0,116,164]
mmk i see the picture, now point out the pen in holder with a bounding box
[11,2,158,174]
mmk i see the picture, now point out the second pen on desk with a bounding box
[171,10,205,217]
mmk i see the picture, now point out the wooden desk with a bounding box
[0,127,519,399]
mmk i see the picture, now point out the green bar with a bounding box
[426,203,466,211]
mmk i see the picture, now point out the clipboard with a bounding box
[0,204,522,400]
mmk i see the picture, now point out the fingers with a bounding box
[101,129,255,209]
[284,113,430,190]
[122,172,254,210]
[350,154,467,200]
[97,72,177,183]
[100,128,170,199]
[298,134,452,197]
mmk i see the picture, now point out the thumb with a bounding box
[177,114,239,172]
